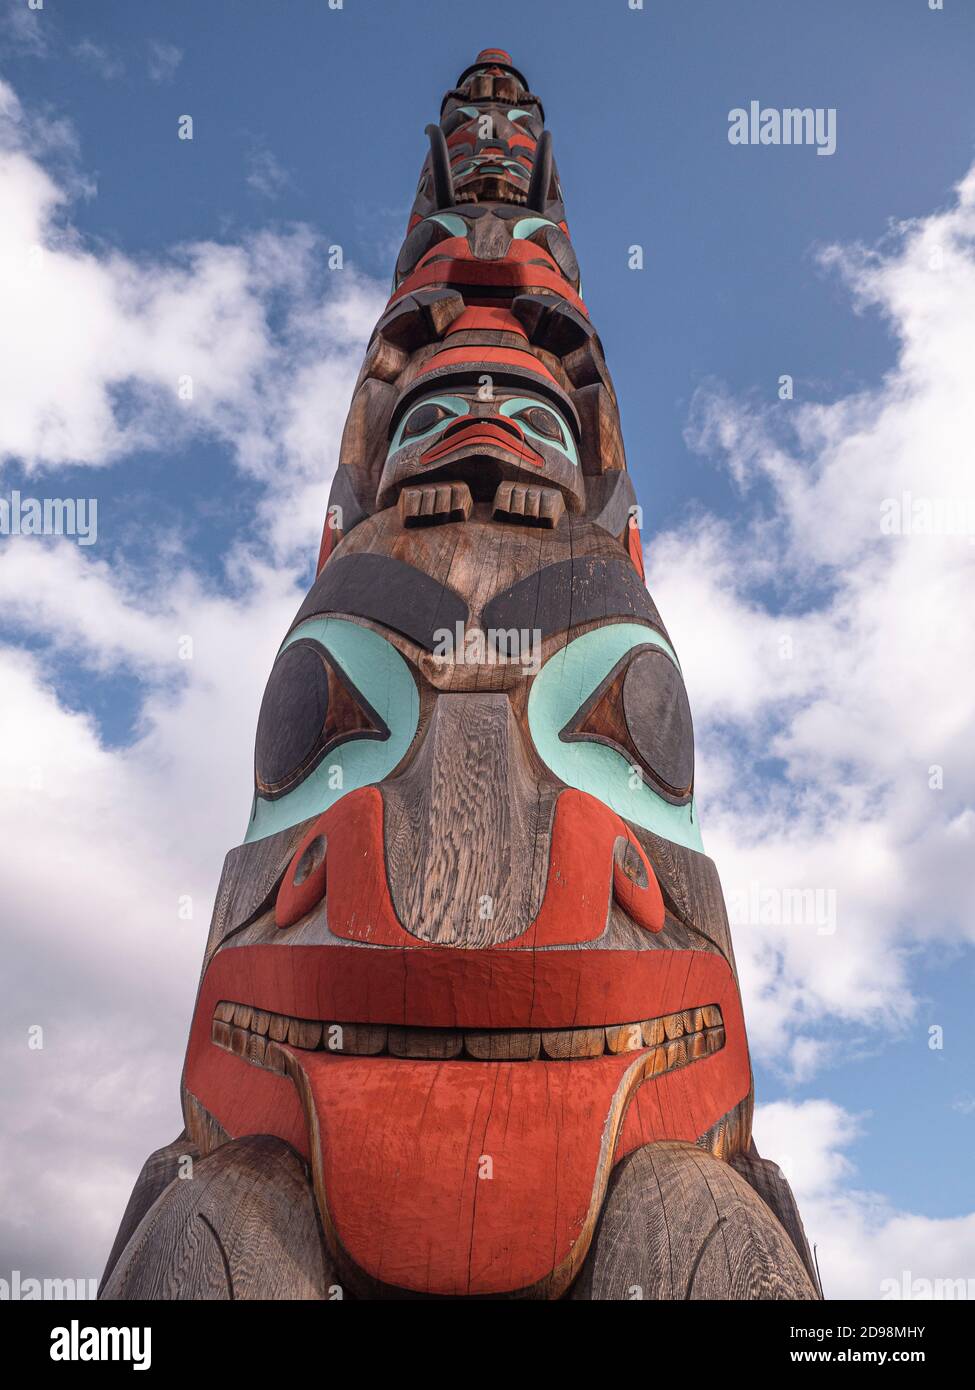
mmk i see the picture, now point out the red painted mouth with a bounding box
[420,419,543,469]
[182,942,749,1297]
[180,789,749,1296]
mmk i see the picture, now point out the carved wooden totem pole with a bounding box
[101,51,819,1301]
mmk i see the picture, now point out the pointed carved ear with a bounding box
[425,124,455,210]
[526,129,553,212]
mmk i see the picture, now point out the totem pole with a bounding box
[101,50,819,1301]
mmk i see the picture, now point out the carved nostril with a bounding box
[612,836,664,933]
[294,834,326,886]
[276,827,328,929]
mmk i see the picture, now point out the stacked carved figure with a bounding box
[102,50,820,1301]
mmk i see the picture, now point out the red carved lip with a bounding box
[420,420,543,469]
[181,946,749,1297]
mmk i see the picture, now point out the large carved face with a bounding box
[180,517,751,1298]
[178,50,753,1302]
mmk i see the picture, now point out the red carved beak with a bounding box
[420,417,543,469]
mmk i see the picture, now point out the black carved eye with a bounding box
[402,402,452,439]
[621,649,694,798]
[559,645,694,803]
[255,640,388,800]
[511,404,563,441]
[394,218,457,287]
[527,224,580,290]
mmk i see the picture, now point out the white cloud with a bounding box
[246,143,290,200]
[147,39,182,84]
[1,0,48,58]
[0,77,384,558]
[650,162,975,1076]
[73,39,124,81]
[0,75,384,1277]
[755,1100,975,1299]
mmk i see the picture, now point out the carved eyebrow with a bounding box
[288,553,469,652]
[482,557,669,641]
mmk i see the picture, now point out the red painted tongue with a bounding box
[286,1049,641,1298]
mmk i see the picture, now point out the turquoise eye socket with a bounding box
[512,217,557,240]
[387,395,470,457]
[507,109,532,124]
[499,396,579,467]
[528,623,703,851]
[245,618,419,843]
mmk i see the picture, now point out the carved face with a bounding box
[394,212,580,297]
[376,384,583,511]
[180,514,751,1297]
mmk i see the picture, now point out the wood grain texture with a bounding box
[571,1141,817,1300]
[382,691,553,945]
[98,1134,201,1297]
[100,1135,333,1301]
[730,1148,822,1294]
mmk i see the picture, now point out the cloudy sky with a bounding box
[1,0,973,1300]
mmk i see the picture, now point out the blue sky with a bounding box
[1,0,974,1295]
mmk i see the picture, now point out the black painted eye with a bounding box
[528,224,580,289]
[255,640,388,800]
[511,405,563,442]
[394,218,457,287]
[559,645,694,803]
[621,649,694,798]
[402,402,452,439]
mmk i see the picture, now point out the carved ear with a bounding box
[526,129,553,212]
[425,124,455,210]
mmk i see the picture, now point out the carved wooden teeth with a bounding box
[211,1002,724,1068]
[492,481,565,529]
[398,481,474,528]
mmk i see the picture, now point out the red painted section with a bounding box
[416,345,560,385]
[390,258,589,317]
[293,1050,635,1295]
[415,236,559,274]
[445,306,527,337]
[627,514,645,579]
[183,946,749,1294]
[477,48,512,63]
[315,516,340,576]
[613,832,665,934]
[275,823,327,929]
[420,420,543,470]
[271,787,665,951]
[188,938,744,1038]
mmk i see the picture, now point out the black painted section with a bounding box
[623,647,695,796]
[483,556,665,639]
[289,553,469,650]
[255,641,330,792]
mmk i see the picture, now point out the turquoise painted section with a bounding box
[387,394,470,456]
[512,216,556,240]
[527,622,704,852]
[499,395,579,467]
[244,617,419,843]
[430,213,468,238]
